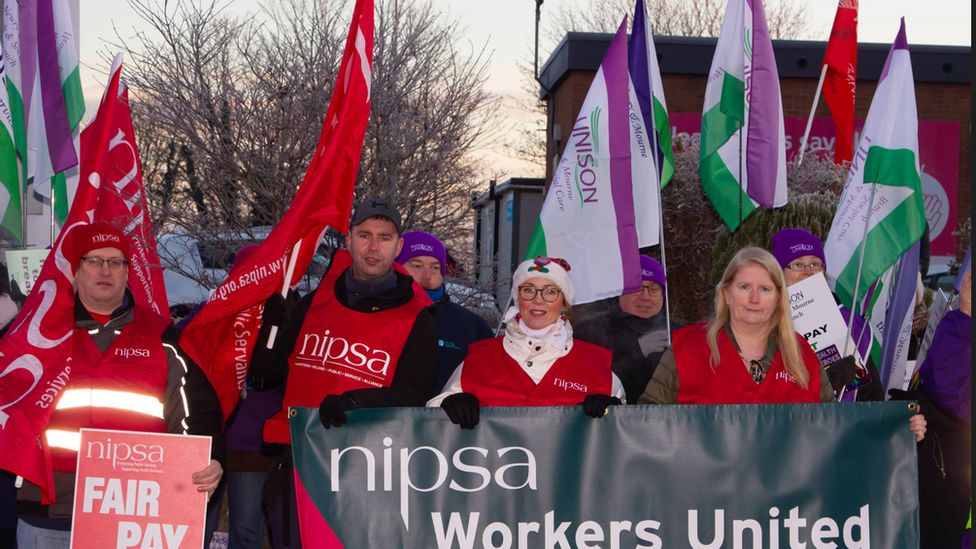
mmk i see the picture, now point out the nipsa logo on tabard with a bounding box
[298,330,392,378]
[553,378,587,393]
[115,347,151,359]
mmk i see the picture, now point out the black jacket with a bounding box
[574,299,682,403]
[249,268,438,408]
[430,294,494,392]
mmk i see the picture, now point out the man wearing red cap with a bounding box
[15,222,226,547]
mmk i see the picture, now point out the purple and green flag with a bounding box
[699,0,787,231]
[525,18,661,304]
[628,0,673,189]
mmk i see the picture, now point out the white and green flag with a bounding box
[3,0,28,215]
[525,19,660,304]
[699,0,787,231]
[0,45,21,244]
[824,19,925,309]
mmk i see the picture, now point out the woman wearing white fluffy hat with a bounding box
[427,256,625,428]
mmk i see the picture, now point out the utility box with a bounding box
[471,177,545,313]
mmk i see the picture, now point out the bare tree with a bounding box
[545,0,812,48]
[502,0,815,208]
[103,0,497,288]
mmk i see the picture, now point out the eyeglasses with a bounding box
[637,284,663,297]
[80,256,129,271]
[785,261,824,272]
[518,285,562,303]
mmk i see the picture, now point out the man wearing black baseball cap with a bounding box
[249,196,437,548]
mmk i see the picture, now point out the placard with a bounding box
[788,273,863,366]
[5,249,49,296]
[71,429,211,549]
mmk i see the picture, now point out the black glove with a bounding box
[440,393,480,429]
[825,356,857,391]
[581,394,623,418]
[319,393,358,428]
[262,293,288,326]
[887,388,919,401]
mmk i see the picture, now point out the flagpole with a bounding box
[266,239,303,349]
[49,189,55,245]
[842,181,879,356]
[19,167,26,250]
[796,65,828,168]
[737,126,744,247]
[646,87,672,345]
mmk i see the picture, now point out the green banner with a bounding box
[291,403,919,548]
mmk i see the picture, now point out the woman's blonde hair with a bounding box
[705,247,809,388]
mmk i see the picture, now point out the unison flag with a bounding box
[0,45,22,244]
[525,18,660,304]
[822,0,858,164]
[3,0,29,202]
[824,19,925,309]
[877,242,921,392]
[628,0,673,189]
[699,0,787,231]
[180,0,375,419]
[0,54,167,503]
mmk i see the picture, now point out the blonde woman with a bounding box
[638,247,926,440]
[639,247,825,404]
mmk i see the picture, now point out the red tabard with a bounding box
[672,323,822,404]
[264,250,428,444]
[460,337,612,406]
[48,306,171,472]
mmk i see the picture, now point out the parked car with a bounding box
[443,279,501,329]
[922,255,957,293]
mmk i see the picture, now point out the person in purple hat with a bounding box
[770,227,883,402]
[574,254,682,403]
[396,231,494,392]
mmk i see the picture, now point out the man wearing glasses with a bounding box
[15,222,225,547]
[575,255,681,403]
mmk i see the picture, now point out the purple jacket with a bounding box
[919,310,972,422]
[225,383,285,453]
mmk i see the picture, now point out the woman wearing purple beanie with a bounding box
[770,228,884,402]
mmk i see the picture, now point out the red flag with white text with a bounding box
[0,54,168,503]
[821,0,858,164]
[179,0,375,419]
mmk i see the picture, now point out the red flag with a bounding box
[0,54,169,503]
[179,0,375,419]
[821,0,858,164]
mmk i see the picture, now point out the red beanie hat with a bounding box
[69,222,131,272]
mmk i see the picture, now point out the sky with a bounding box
[78,0,972,180]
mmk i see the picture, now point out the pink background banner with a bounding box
[669,113,960,256]
[71,429,211,549]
